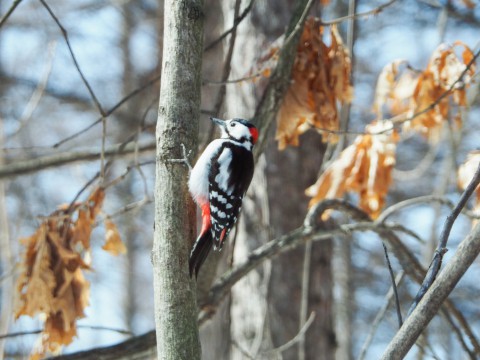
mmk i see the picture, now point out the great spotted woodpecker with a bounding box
[188,117,258,277]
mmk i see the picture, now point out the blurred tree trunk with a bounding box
[0,121,13,360]
[222,1,336,358]
[152,0,204,358]
[266,131,334,360]
[120,0,138,333]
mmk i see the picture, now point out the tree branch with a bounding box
[319,0,398,26]
[408,162,480,315]
[381,222,480,359]
[52,75,160,148]
[204,0,256,52]
[0,141,155,179]
[39,0,105,116]
[0,0,23,29]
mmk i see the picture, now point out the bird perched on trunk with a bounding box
[188,117,258,277]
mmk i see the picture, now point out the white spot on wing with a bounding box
[215,148,233,194]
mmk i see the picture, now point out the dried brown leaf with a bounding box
[402,43,475,141]
[306,121,397,219]
[275,18,353,149]
[102,219,127,256]
[15,187,109,359]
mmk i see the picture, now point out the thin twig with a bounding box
[100,117,107,183]
[53,75,160,148]
[204,0,256,52]
[381,242,403,327]
[39,0,106,116]
[440,309,477,360]
[298,241,312,360]
[204,0,243,146]
[205,0,314,89]
[262,312,316,356]
[376,195,480,224]
[357,271,405,360]
[0,325,132,340]
[408,161,480,315]
[0,0,23,29]
[319,0,398,26]
[11,42,56,138]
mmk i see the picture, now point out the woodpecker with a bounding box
[188,117,258,277]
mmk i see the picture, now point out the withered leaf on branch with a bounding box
[306,121,398,219]
[372,59,413,118]
[404,42,475,141]
[275,18,353,149]
[371,42,475,142]
[102,219,127,256]
[14,187,116,359]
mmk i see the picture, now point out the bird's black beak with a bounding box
[210,117,226,127]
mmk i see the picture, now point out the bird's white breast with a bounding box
[188,139,225,205]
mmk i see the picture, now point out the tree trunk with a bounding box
[152,0,204,359]
[0,122,13,360]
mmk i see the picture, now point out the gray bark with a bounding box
[152,0,204,359]
[380,223,480,359]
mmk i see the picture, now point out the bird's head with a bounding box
[211,117,258,146]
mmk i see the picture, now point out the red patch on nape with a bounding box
[249,127,259,144]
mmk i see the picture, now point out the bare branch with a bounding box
[204,0,256,52]
[358,271,405,360]
[381,242,403,327]
[39,0,105,116]
[262,312,316,356]
[381,222,480,359]
[0,326,132,340]
[0,0,23,29]
[319,0,398,26]
[204,0,243,145]
[0,141,155,179]
[376,195,480,224]
[53,75,160,148]
[408,162,480,315]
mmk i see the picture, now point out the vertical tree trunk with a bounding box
[0,122,13,360]
[152,0,204,359]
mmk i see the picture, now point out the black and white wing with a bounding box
[208,143,254,250]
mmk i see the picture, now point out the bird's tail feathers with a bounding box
[189,228,213,278]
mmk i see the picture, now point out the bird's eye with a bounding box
[231,122,236,127]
